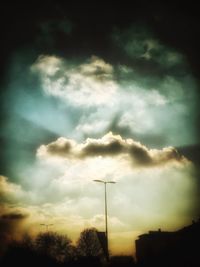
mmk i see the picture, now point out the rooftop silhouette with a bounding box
[135,219,200,267]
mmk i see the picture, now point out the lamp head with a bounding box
[93,179,104,183]
[93,179,116,184]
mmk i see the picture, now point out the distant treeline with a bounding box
[0,228,135,267]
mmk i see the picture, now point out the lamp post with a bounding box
[40,223,54,231]
[93,179,116,260]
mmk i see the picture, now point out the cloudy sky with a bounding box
[0,1,200,255]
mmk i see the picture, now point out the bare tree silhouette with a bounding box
[77,228,103,258]
[35,231,75,262]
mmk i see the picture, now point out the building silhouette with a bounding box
[135,219,200,267]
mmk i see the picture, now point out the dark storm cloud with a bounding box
[38,133,186,167]
[36,18,73,49]
[80,135,183,166]
[80,138,154,166]
[128,145,152,165]
[81,140,124,157]
[47,139,72,156]
[0,212,29,221]
[111,24,189,82]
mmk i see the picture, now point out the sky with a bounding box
[0,1,200,255]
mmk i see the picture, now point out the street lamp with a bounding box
[40,223,54,231]
[93,179,116,260]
